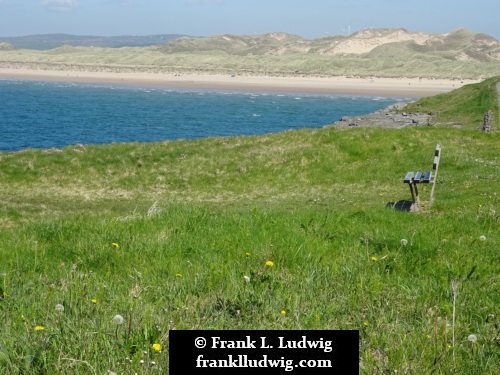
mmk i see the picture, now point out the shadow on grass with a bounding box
[386,200,413,212]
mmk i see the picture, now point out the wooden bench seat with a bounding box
[401,144,441,211]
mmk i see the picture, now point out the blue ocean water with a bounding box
[0,79,411,152]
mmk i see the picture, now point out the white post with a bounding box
[429,144,441,205]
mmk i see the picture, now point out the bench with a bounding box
[403,144,441,211]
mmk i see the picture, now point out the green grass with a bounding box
[405,76,500,128]
[0,81,499,374]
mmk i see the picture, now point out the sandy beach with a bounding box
[0,67,478,97]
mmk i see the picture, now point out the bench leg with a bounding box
[408,183,416,203]
[413,182,422,209]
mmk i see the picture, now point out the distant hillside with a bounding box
[0,33,187,50]
[0,42,15,51]
[159,28,500,62]
[1,28,500,79]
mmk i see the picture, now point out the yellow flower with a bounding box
[363,322,369,327]
[112,242,119,248]
[245,252,250,257]
[152,343,162,351]
[35,325,45,331]
[175,273,183,277]
[370,256,378,262]
[281,310,286,315]
[265,260,274,267]
[91,299,97,304]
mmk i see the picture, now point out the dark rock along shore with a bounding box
[330,102,432,129]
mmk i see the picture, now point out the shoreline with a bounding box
[0,67,478,97]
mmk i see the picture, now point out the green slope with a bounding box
[0,79,498,374]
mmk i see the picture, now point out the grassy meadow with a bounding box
[0,79,499,374]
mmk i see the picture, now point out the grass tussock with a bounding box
[0,81,499,374]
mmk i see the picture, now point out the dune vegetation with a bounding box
[1,28,500,80]
[0,77,499,373]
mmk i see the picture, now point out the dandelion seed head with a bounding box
[243,275,251,283]
[479,235,486,241]
[468,334,477,343]
[55,304,65,312]
[113,314,124,325]
[400,239,408,246]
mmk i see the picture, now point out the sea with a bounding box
[0,79,413,152]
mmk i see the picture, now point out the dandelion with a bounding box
[35,325,45,331]
[363,322,369,327]
[243,275,251,283]
[265,260,274,267]
[113,314,124,340]
[112,242,119,248]
[467,334,477,343]
[55,304,65,312]
[281,310,286,315]
[113,315,124,325]
[479,235,486,241]
[152,343,162,352]
[91,299,97,304]
[175,273,183,277]
[401,239,408,246]
[370,256,378,262]
[245,252,250,257]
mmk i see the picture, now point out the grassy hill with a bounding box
[0,79,498,374]
[404,76,500,127]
